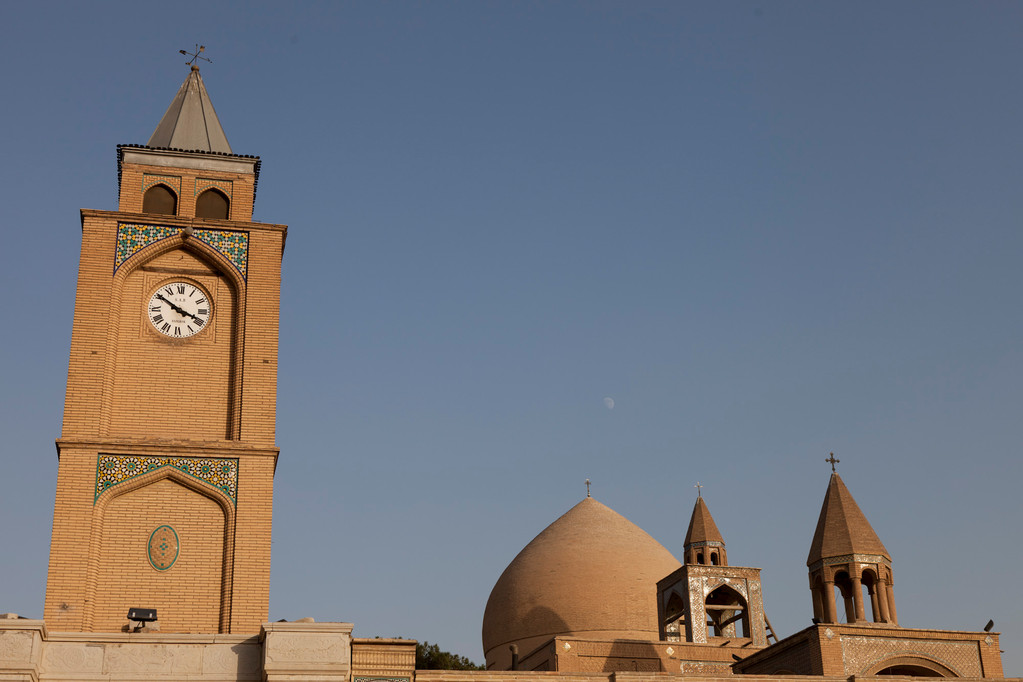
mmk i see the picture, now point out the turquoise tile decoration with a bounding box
[115,223,248,278]
[96,454,238,505]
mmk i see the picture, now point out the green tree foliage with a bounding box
[415,641,484,670]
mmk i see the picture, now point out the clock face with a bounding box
[147,281,213,338]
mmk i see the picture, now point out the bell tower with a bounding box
[657,492,772,647]
[43,64,286,635]
[807,471,897,625]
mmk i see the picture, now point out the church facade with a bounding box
[0,67,1014,682]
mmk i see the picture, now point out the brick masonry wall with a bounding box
[119,163,256,223]
[44,151,285,635]
[734,624,1004,679]
[90,478,225,633]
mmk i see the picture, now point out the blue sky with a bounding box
[2,1,1022,673]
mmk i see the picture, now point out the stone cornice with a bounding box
[79,208,287,234]
[56,437,279,459]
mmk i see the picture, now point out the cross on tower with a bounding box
[826,452,840,472]
[694,482,703,498]
[585,479,591,497]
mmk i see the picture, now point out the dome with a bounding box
[482,496,681,667]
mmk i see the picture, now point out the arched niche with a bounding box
[84,466,236,633]
[143,184,178,215]
[196,188,230,219]
[99,233,246,441]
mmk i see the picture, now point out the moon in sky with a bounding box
[603,397,615,410]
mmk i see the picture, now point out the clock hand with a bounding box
[155,293,203,322]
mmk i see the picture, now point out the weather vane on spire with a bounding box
[179,44,212,68]
[585,479,591,497]
[694,482,703,498]
[826,452,840,473]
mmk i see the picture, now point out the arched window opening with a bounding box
[710,552,719,565]
[696,552,704,565]
[706,585,749,638]
[861,569,881,622]
[663,591,685,642]
[811,576,825,622]
[143,184,177,215]
[833,571,855,623]
[196,188,230,219]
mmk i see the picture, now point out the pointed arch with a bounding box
[143,183,178,215]
[98,230,246,440]
[706,583,750,638]
[84,464,236,633]
[662,589,685,640]
[196,187,230,219]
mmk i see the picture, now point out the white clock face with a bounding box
[148,281,212,338]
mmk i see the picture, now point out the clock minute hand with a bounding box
[156,293,196,320]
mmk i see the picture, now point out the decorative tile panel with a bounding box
[196,178,233,198]
[143,174,181,194]
[192,228,248,276]
[115,223,248,278]
[148,525,179,570]
[95,454,238,504]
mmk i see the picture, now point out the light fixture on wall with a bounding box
[127,608,158,632]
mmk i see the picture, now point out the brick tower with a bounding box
[43,64,286,635]
[806,472,896,625]
[657,494,770,647]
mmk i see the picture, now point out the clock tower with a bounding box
[43,65,286,635]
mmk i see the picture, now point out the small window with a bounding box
[196,188,230,219]
[143,184,177,215]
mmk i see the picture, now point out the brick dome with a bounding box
[482,496,681,668]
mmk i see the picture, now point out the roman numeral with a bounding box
[174,326,181,336]
[176,285,185,294]
[195,318,205,327]
[150,306,161,312]
[152,314,164,324]
[198,309,209,316]
[187,325,194,333]
[195,297,207,305]
[161,323,170,333]
[164,287,173,296]
[189,287,197,297]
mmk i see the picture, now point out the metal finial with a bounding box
[826,452,840,473]
[179,44,212,68]
[694,482,703,498]
[585,479,591,497]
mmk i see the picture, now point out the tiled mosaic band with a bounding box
[115,223,248,278]
[143,174,181,194]
[96,454,238,504]
[196,178,233,198]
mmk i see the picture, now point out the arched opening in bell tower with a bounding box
[706,584,750,638]
[142,184,178,215]
[196,188,230,219]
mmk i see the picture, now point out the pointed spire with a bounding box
[148,66,232,153]
[807,473,890,566]
[683,495,727,565]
